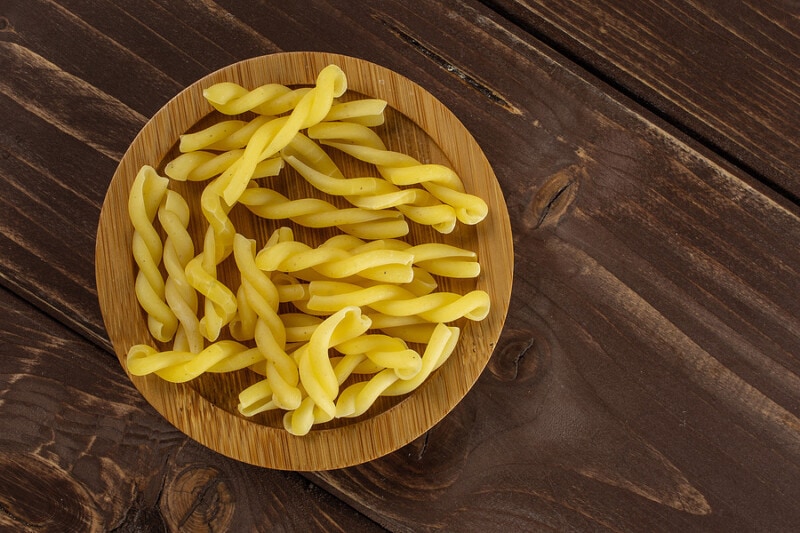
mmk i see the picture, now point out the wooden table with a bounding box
[2,1,799,531]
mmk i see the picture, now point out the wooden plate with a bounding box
[95,52,513,471]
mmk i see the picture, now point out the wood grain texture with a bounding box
[483,0,800,200]
[1,0,800,531]
[0,285,385,532]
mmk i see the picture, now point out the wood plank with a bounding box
[483,0,800,200]
[213,2,800,530]
[1,0,799,531]
[0,0,281,116]
[0,285,385,532]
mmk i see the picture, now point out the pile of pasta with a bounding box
[126,64,490,436]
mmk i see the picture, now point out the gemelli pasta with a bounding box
[129,165,177,343]
[124,64,492,435]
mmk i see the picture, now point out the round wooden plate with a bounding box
[96,52,513,471]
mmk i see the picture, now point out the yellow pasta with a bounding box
[179,115,274,153]
[125,64,491,436]
[324,99,388,126]
[238,186,409,239]
[185,227,237,341]
[322,236,480,279]
[309,121,385,150]
[307,281,490,322]
[336,334,422,380]
[282,133,383,196]
[375,322,439,344]
[308,121,489,225]
[238,379,277,417]
[166,151,284,183]
[375,290,490,323]
[230,281,257,342]
[203,82,311,116]
[180,119,246,151]
[283,131,458,233]
[166,150,241,182]
[221,65,347,206]
[157,190,202,353]
[200,171,237,262]
[272,272,309,303]
[254,228,414,284]
[233,233,301,410]
[281,312,324,343]
[290,306,372,430]
[127,340,262,383]
[128,165,177,343]
[282,396,317,436]
[382,323,460,396]
[335,369,400,418]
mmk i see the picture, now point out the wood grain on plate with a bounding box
[95,51,513,471]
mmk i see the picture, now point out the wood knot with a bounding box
[487,328,544,383]
[525,165,583,229]
[162,465,234,531]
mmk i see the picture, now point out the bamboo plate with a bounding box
[96,52,513,471]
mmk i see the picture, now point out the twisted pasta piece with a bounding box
[281,132,361,187]
[221,65,347,206]
[158,190,202,353]
[166,150,283,183]
[203,76,385,123]
[329,324,458,419]
[128,165,177,342]
[308,121,488,226]
[334,369,399,418]
[307,281,491,322]
[166,150,239,182]
[179,115,274,153]
[233,233,302,410]
[280,348,370,433]
[254,228,414,284]
[230,258,307,343]
[287,306,372,433]
[230,280,256,342]
[238,379,277,417]
[127,340,262,383]
[165,114,282,183]
[410,246,481,278]
[283,132,458,233]
[324,99,388,126]
[319,236,481,279]
[167,97,386,182]
[381,322,460,396]
[203,82,311,116]
[185,227,237,341]
[195,156,281,264]
[200,167,238,263]
[375,322,439,344]
[238,186,408,239]
[336,334,422,380]
[281,312,324,343]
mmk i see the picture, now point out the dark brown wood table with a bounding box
[2,1,799,531]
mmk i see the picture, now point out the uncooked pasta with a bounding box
[158,189,202,353]
[128,165,177,343]
[124,63,491,436]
